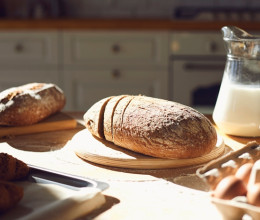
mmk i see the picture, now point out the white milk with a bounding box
[213,82,260,137]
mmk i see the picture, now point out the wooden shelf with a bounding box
[0,19,259,31]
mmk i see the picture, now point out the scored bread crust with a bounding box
[115,96,217,159]
[84,95,217,159]
[113,96,134,147]
[84,96,113,139]
[103,95,128,142]
[0,83,65,126]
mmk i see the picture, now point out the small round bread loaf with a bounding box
[0,180,24,213]
[0,83,65,126]
[0,153,29,181]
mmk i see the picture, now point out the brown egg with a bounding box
[248,160,260,187]
[213,175,247,200]
[247,183,260,207]
[235,163,254,186]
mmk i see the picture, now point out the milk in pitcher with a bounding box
[213,80,260,137]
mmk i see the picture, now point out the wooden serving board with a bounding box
[72,129,225,169]
[0,112,77,138]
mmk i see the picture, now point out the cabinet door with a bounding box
[62,31,168,67]
[0,70,60,92]
[170,32,225,56]
[64,68,168,111]
[0,31,58,67]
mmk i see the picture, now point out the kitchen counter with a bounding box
[0,112,259,219]
[0,19,260,30]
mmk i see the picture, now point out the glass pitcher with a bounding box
[213,26,260,137]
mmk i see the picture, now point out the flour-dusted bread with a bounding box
[0,83,66,126]
[84,95,217,159]
[114,96,217,159]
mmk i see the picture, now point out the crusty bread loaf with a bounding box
[84,95,217,159]
[0,83,66,126]
[0,180,24,213]
[0,153,27,213]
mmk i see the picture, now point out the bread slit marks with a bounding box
[84,96,113,139]
[103,95,128,142]
[113,96,134,146]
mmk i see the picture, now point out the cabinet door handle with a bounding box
[111,69,121,79]
[111,44,121,53]
[15,43,24,53]
[208,41,218,53]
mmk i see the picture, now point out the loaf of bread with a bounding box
[0,180,24,213]
[84,95,217,159]
[0,153,29,181]
[0,83,66,126]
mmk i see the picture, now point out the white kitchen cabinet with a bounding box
[64,68,168,111]
[0,31,59,67]
[0,31,60,94]
[0,30,169,111]
[62,31,169,111]
[62,31,168,67]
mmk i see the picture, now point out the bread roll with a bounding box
[84,95,217,159]
[0,154,27,213]
[0,83,66,126]
[0,153,29,181]
[0,180,24,213]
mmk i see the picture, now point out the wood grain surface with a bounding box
[73,129,225,169]
[0,112,77,138]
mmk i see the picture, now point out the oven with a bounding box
[169,31,226,114]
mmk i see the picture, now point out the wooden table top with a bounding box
[0,112,259,219]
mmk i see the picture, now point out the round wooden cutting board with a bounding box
[72,129,225,169]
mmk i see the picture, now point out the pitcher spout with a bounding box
[222,26,253,41]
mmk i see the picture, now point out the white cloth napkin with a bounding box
[1,181,105,220]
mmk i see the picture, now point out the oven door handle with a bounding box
[184,63,225,71]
